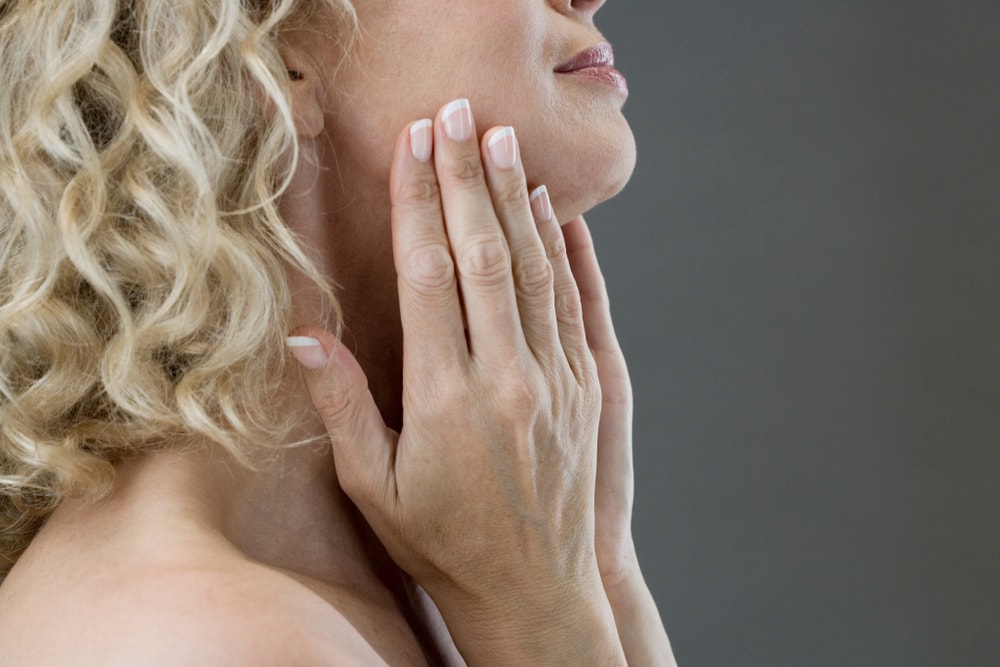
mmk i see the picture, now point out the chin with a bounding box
[556,126,636,221]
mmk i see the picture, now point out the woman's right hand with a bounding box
[290,98,626,665]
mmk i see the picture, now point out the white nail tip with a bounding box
[286,336,322,347]
[409,119,433,161]
[487,126,515,148]
[409,118,432,135]
[530,185,553,222]
[441,98,470,118]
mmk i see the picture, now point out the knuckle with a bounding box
[579,274,609,306]
[457,236,510,283]
[397,171,441,208]
[404,244,456,294]
[578,371,603,422]
[498,374,543,417]
[543,230,567,260]
[514,253,554,296]
[496,178,527,209]
[602,383,633,410]
[443,154,485,187]
[315,382,360,433]
[555,290,583,324]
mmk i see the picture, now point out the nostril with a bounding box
[566,0,608,19]
[551,0,607,17]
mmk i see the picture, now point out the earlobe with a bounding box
[292,76,326,139]
[279,48,326,139]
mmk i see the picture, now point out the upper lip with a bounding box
[555,42,616,73]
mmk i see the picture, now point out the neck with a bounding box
[283,133,405,430]
[101,374,397,592]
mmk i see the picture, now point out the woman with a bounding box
[0,0,675,663]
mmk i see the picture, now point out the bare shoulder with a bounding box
[0,548,387,666]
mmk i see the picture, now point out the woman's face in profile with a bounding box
[317,0,635,218]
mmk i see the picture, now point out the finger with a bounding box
[434,98,523,361]
[561,216,623,355]
[560,218,636,536]
[390,119,468,374]
[286,330,398,511]
[563,213,632,421]
[481,126,559,362]
[530,189,591,380]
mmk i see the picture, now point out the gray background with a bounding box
[591,2,1000,665]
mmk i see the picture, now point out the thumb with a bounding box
[286,330,397,508]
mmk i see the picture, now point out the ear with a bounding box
[279,45,326,139]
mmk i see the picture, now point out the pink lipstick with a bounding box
[555,42,628,95]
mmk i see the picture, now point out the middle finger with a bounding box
[434,98,524,363]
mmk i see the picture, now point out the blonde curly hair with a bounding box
[0,0,354,573]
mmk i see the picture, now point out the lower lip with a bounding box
[559,66,629,95]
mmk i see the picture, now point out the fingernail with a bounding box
[286,336,328,370]
[487,126,517,169]
[409,119,432,162]
[442,98,473,142]
[530,185,553,222]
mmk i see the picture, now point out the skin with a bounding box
[0,0,675,664]
[281,0,636,429]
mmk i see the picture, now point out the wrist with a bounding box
[598,555,680,667]
[430,574,627,666]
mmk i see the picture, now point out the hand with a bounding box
[560,217,679,667]
[561,216,640,588]
[290,99,625,665]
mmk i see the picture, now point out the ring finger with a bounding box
[481,126,560,363]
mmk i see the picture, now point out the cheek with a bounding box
[323,5,634,216]
[327,6,539,166]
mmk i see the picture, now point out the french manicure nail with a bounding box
[442,98,473,142]
[409,119,432,162]
[286,336,328,370]
[530,185,553,222]
[487,126,517,169]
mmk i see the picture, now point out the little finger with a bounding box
[531,191,592,382]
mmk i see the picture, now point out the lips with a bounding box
[555,42,617,73]
[555,41,627,95]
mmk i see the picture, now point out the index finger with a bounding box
[562,216,621,355]
[390,118,469,374]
